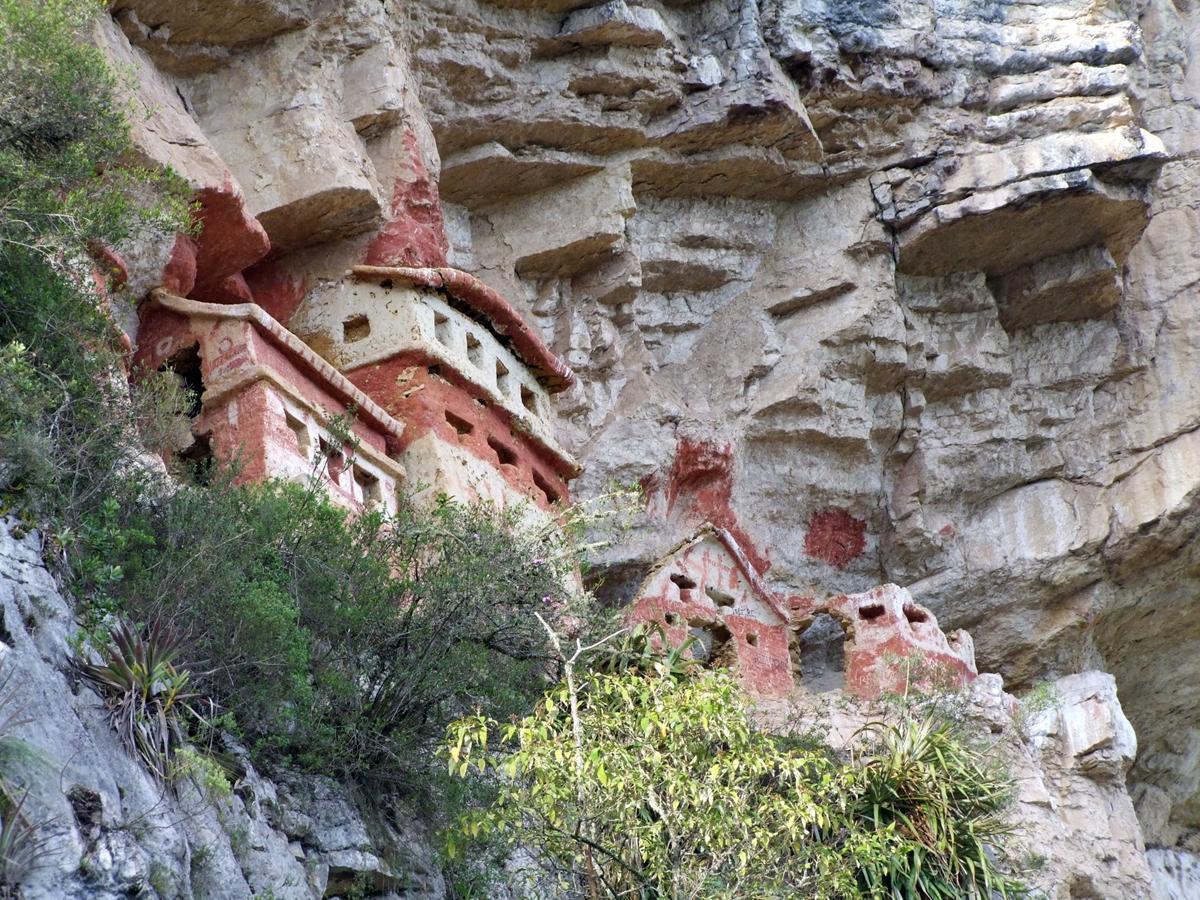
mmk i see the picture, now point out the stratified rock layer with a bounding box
[92,0,1200,876]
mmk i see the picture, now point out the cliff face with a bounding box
[89,0,1200,887]
[0,517,1171,899]
[0,521,446,900]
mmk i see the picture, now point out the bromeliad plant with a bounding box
[848,717,1022,899]
[0,791,48,898]
[74,620,210,780]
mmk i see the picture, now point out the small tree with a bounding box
[446,666,855,898]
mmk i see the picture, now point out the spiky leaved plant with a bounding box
[850,715,1024,899]
[585,621,698,679]
[75,620,207,780]
[0,791,48,897]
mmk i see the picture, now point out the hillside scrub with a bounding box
[0,0,191,530]
[74,471,596,789]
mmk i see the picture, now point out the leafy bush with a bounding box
[0,0,192,531]
[73,476,598,791]
[445,664,1025,899]
[0,0,190,261]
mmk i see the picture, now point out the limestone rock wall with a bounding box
[0,521,444,899]
[92,0,1200,873]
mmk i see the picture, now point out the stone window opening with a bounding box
[177,431,214,483]
[352,466,381,506]
[487,435,517,467]
[495,358,512,396]
[795,613,846,693]
[445,410,474,437]
[434,311,453,347]
[532,469,561,505]
[903,603,929,625]
[706,586,736,608]
[466,332,483,367]
[342,314,371,343]
[858,603,886,622]
[664,612,681,626]
[161,343,203,418]
[520,383,539,415]
[285,410,312,460]
[670,572,698,602]
[745,631,759,647]
[688,618,734,668]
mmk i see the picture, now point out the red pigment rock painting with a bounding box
[804,507,866,568]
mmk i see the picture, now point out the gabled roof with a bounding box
[350,265,576,392]
[642,524,791,625]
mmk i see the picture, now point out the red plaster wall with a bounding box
[134,308,396,514]
[825,585,976,700]
[344,352,571,510]
[162,235,199,297]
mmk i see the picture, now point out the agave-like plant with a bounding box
[0,791,48,898]
[850,715,1024,899]
[586,622,698,679]
[74,620,207,780]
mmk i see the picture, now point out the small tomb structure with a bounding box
[627,526,794,696]
[289,266,579,511]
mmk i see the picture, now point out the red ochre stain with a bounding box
[364,130,449,268]
[189,178,271,303]
[804,507,867,568]
[243,261,309,324]
[661,438,770,575]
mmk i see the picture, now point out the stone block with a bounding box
[482,166,635,276]
[440,143,605,207]
[559,1,675,48]
[186,38,388,254]
[110,0,311,47]
[992,245,1122,330]
[341,43,408,138]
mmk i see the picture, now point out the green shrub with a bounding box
[0,0,191,261]
[0,0,192,531]
[72,476,597,791]
[445,664,1025,899]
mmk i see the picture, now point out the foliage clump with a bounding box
[446,663,1024,899]
[0,0,192,530]
[72,475,594,790]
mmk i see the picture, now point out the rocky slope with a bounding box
[0,520,445,899]
[76,0,1200,891]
